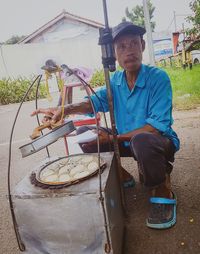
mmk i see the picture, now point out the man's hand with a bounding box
[31,107,62,124]
[31,100,93,124]
[97,129,112,144]
[83,129,112,146]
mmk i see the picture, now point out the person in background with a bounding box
[32,21,180,229]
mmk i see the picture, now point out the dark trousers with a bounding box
[76,126,176,188]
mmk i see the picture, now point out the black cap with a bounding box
[112,21,146,42]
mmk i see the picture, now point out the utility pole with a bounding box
[143,0,155,66]
[174,11,177,32]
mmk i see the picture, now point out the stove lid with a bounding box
[19,121,75,158]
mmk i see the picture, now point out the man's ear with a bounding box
[141,39,145,52]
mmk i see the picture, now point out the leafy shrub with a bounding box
[89,69,105,88]
[0,78,47,105]
[89,65,123,88]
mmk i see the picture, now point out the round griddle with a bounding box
[30,154,106,189]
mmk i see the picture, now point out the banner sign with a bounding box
[153,31,173,61]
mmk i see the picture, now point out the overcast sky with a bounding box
[0,0,192,42]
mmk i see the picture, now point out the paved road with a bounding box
[0,94,200,253]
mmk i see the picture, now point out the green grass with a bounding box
[162,65,200,110]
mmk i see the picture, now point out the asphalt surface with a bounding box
[0,93,200,254]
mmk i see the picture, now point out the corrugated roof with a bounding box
[19,10,104,44]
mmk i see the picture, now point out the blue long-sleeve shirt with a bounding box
[90,64,180,151]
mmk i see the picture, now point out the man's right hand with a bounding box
[31,107,62,124]
[31,100,93,124]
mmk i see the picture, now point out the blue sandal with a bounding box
[146,193,177,229]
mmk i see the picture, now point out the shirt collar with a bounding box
[117,64,146,88]
[134,64,146,88]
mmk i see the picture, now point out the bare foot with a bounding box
[151,175,173,199]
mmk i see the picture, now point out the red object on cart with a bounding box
[73,113,101,127]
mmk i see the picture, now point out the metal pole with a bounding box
[143,0,155,66]
[100,0,126,211]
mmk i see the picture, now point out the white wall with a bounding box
[0,32,150,79]
[0,33,103,79]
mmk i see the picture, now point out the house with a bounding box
[0,11,104,79]
[19,10,104,44]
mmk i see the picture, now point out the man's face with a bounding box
[114,34,145,72]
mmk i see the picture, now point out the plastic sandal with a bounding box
[146,192,177,229]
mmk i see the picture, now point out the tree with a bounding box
[4,35,26,44]
[186,0,200,37]
[122,0,156,32]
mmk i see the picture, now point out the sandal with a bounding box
[146,192,177,229]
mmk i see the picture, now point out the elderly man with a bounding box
[32,21,179,229]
